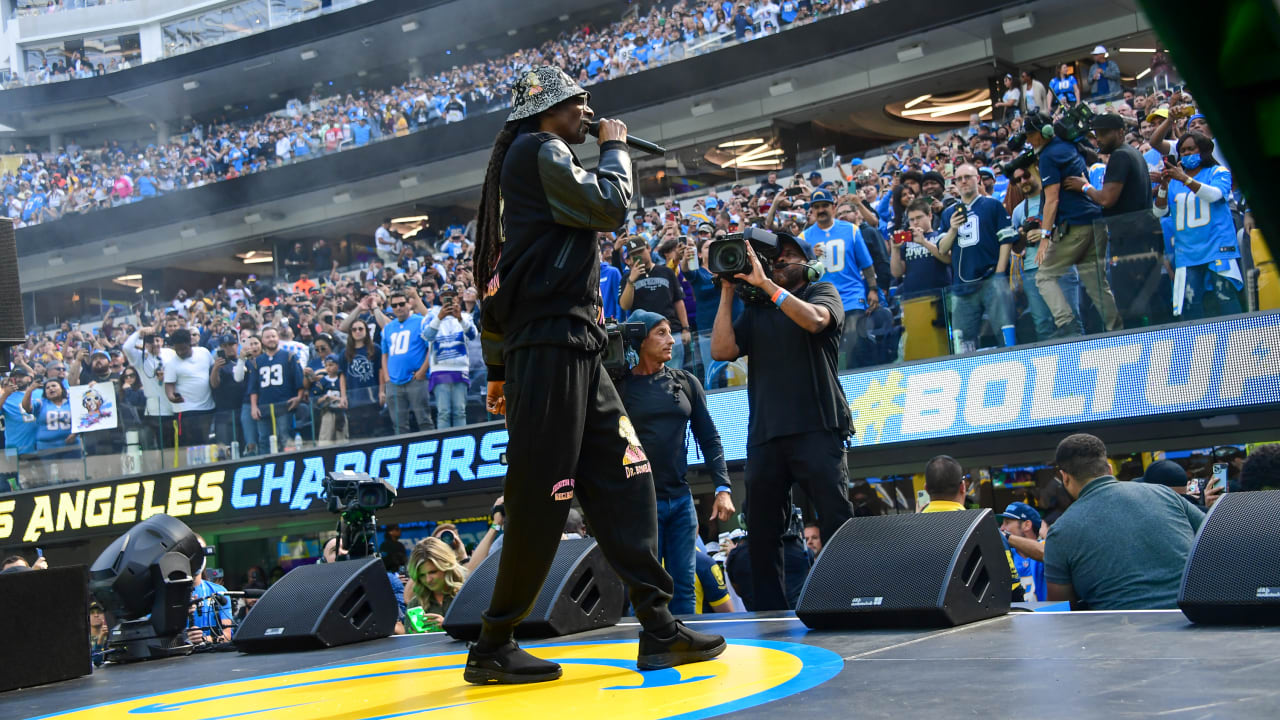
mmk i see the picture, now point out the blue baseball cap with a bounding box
[809,189,835,205]
[996,502,1042,531]
[704,196,719,209]
[1187,113,1207,125]
[808,171,823,180]
[324,353,342,365]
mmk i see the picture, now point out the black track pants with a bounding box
[479,345,675,644]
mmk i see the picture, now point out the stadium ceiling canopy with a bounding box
[0,0,619,135]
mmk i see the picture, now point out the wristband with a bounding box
[771,288,790,307]
[1157,187,1168,199]
[1082,183,1095,193]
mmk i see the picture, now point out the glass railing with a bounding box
[5,209,1274,492]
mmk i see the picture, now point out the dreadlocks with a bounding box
[475,120,525,294]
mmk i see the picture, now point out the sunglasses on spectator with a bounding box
[390,301,407,308]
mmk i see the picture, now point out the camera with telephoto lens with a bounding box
[707,228,783,305]
[1000,131,1038,177]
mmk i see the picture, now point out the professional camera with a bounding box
[603,319,647,381]
[1000,131,1038,177]
[708,227,792,305]
[323,471,396,558]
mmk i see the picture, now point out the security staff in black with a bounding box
[710,231,856,611]
[468,66,724,685]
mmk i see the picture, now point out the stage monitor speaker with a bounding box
[796,509,1011,629]
[234,557,397,652]
[0,219,26,356]
[1179,489,1280,624]
[443,537,624,641]
[0,565,90,691]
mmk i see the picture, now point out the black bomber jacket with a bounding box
[480,132,632,380]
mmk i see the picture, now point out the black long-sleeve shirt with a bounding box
[620,367,730,500]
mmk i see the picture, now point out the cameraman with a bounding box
[710,232,855,611]
[1024,111,1122,337]
[620,310,734,615]
[1010,167,1083,340]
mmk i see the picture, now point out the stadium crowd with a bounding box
[3,0,881,227]
[1,45,1261,491]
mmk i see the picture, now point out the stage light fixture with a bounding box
[89,514,203,661]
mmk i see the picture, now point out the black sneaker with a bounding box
[636,621,727,671]
[463,640,562,685]
[1050,324,1081,340]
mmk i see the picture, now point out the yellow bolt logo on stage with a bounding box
[39,640,842,720]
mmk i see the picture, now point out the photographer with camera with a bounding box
[123,322,176,449]
[1011,167,1084,340]
[421,284,477,429]
[710,230,855,611]
[1024,110,1122,337]
[619,310,734,615]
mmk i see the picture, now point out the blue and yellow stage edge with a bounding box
[32,639,843,720]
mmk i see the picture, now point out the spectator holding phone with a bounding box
[1154,132,1243,320]
[890,199,951,297]
[938,164,1017,351]
[405,537,469,629]
[421,284,477,429]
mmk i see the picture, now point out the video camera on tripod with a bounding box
[322,471,396,559]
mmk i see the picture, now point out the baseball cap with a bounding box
[218,333,238,346]
[9,366,29,377]
[696,221,716,234]
[324,353,342,365]
[1136,459,1188,488]
[704,196,719,209]
[1187,113,1207,125]
[1092,45,1108,56]
[90,349,110,360]
[1145,107,1170,124]
[809,189,834,205]
[808,171,823,180]
[996,502,1042,531]
[1091,113,1126,131]
[978,167,995,178]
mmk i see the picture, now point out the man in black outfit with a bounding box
[710,232,856,611]
[468,66,724,685]
[1063,113,1167,324]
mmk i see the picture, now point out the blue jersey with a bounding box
[941,196,1016,287]
[3,393,37,454]
[189,579,233,635]
[249,349,304,406]
[381,314,429,384]
[1049,75,1078,104]
[1038,137,1102,226]
[992,175,1010,202]
[803,220,874,311]
[1010,546,1047,601]
[897,231,952,296]
[1088,162,1107,189]
[694,552,731,614]
[1165,165,1237,269]
[32,395,72,450]
[600,262,623,320]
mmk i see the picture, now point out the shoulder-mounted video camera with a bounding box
[1002,102,1098,177]
[603,319,647,382]
[707,227,782,305]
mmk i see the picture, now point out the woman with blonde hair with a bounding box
[405,537,468,627]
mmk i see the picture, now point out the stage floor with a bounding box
[7,609,1280,719]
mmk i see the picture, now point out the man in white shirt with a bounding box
[162,329,216,447]
[375,217,401,266]
[124,323,176,446]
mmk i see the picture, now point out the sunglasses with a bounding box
[390,301,407,308]
[352,326,367,332]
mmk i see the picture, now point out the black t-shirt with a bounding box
[731,282,851,446]
[1102,144,1154,217]
[630,264,685,332]
[620,367,729,500]
[212,361,245,411]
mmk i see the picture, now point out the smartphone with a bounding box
[784,186,804,197]
[916,489,930,510]
[1212,463,1229,493]
[892,230,913,245]
[1166,153,1180,168]
[36,547,43,558]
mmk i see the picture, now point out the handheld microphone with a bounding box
[586,120,667,156]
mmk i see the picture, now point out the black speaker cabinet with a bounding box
[0,565,90,691]
[796,509,1011,629]
[1180,490,1280,624]
[444,537,624,641]
[234,557,397,652]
